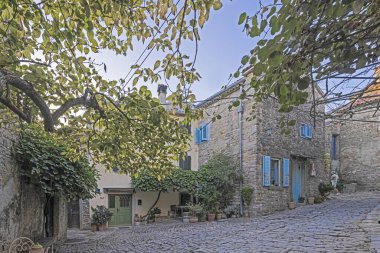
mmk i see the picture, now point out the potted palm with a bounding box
[91,205,113,231]
[147,210,155,223]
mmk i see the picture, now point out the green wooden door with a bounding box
[108,194,132,226]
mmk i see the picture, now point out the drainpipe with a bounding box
[238,85,244,216]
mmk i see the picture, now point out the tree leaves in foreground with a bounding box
[0,0,221,175]
[237,0,380,112]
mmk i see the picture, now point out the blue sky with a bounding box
[99,1,256,101]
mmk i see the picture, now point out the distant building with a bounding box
[326,68,380,191]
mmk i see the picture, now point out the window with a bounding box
[108,195,115,208]
[195,123,210,144]
[270,159,280,186]
[300,123,313,139]
[262,156,290,187]
[331,135,338,160]
[179,155,191,170]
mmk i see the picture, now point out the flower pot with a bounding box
[91,224,98,232]
[189,216,198,223]
[98,223,107,231]
[135,221,140,226]
[216,213,223,220]
[231,215,237,218]
[155,213,160,218]
[308,197,315,205]
[207,213,215,221]
[29,244,44,253]
[148,219,155,224]
[289,202,295,209]
[29,248,44,253]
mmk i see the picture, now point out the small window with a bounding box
[270,159,281,186]
[300,123,313,139]
[195,123,210,144]
[179,156,191,170]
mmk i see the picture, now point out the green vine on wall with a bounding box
[14,125,99,200]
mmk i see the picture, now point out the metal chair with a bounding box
[8,237,52,253]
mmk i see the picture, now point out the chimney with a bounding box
[157,84,167,105]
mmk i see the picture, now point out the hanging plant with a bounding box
[14,125,99,200]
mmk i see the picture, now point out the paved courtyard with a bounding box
[58,192,380,253]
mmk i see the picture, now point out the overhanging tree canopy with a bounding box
[236,0,380,115]
[0,0,222,175]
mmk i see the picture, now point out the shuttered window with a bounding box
[282,158,290,187]
[262,155,271,187]
[300,123,313,139]
[195,123,210,144]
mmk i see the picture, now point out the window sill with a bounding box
[268,186,286,191]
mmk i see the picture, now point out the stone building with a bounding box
[0,127,67,252]
[325,70,380,191]
[193,71,327,215]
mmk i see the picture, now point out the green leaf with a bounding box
[241,55,250,65]
[238,12,247,25]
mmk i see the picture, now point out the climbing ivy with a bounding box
[14,125,99,200]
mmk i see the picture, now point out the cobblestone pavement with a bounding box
[58,192,380,253]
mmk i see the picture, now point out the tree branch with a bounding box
[0,70,54,131]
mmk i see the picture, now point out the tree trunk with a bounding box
[144,190,162,217]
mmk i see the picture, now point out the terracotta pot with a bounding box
[29,248,44,253]
[98,223,107,231]
[189,216,198,223]
[289,202,295,209]
[207,213,215,221]
[308,197,315,205]
[216,213,223,220]
[148,219,155,224]
[91,224,98,232]
[155,213,160,218]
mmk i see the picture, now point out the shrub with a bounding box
[223,205,240,218]
[318,182,334,197]
[153,207,161,214]
[91,205,113,225]
[241,187,253,207]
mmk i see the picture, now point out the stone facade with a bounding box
[195,76,327,215]
[326,107,380,191]
[0,127,67,252]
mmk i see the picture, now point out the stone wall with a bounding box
[254,89,327,214]
[196,79,327,216]
[0,127,67,252]
[326,108,380,191]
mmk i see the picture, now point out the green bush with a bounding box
[241,187,253,207]
[91,205,113,225]
[318,182,334,197]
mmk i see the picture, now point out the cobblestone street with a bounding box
[58,193,380,253]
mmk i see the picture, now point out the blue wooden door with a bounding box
[292,164,302,203]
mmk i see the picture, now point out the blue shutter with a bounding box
[309,125,313,138]
[262,155,271,187]
[195,128,201,144]
[303,124,307,137]
[282,158,290,187]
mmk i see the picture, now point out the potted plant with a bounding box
[91,205,113,231]
[153,207,161,218]
[29,243,44,253]
[288,199,295,209]
[134,214,141,226]
[307,196,315,205]
[187,203,204,223]
[216,210,223,220]
[148,210,155,223]
[241,187,253,217]
[223,205,239,218]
